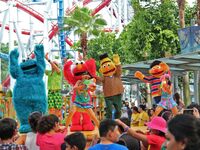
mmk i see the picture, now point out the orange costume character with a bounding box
[154,73,178,116]
[134,60,169,104]
[63,59,99,130]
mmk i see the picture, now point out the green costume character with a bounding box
[45,53,63,118]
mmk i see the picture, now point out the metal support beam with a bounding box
[194,71,199,104]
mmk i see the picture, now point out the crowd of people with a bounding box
[1,92,200,150]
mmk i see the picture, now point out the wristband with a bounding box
[124,126,130,132]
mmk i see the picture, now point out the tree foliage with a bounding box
[0,43,9,82]
[87,32,117,69]
[67,1,195,66]
[64,7,107,58]
[118,0,182,62]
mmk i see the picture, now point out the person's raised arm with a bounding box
[115,119,148,147]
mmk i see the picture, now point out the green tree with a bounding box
[87,32,117,68]
[64,7,107,58]
[118,0,182,62]
[0,43,9,82]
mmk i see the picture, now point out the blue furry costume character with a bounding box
[9,45,47,133]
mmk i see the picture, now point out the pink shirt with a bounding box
[36,133,65,150]
[146,134,165,150]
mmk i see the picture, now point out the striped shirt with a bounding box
[142,76,161,98]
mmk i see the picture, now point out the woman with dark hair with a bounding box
[131,106,140,127]
[173,93,184,111]
[164,114,200,150]
[147,108,155,121]
[36,114,67,150]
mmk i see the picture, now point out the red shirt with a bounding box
[36,133,65,150]
[146,134,165,150]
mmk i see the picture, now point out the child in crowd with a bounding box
[131,106,140,127]
[116,116,166,150]
[0,118,27,150]
[89,119,128,150]
[16,111,42,150]
[61,132,86,150]
[36,114,67,150]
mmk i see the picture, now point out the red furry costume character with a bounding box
[63,58,98,131]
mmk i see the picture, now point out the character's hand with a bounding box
[134,71,144,80]
[113,54,121,65]
[34,44,44,57]
[10,49,19,59]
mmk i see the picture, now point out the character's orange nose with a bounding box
[77,64,82,70]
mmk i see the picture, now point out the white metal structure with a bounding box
[0,0,133,87]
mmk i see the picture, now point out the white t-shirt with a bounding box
[25,132,39,150]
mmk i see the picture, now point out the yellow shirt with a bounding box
[138,111,149,126]
[131,113,139,127]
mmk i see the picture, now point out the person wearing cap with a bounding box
[96,53,124,119]
[116,116,166,150]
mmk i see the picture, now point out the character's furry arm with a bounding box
[113,54,122,77]
[113,54,121,65]
[85,59,97,78]
[9,49,22,79]
[63,60,76,85]
[115,65,122,77]
[134,71,152,83]
[95,76,103,83]
[34,45,45,77]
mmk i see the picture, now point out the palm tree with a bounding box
[177,0,185,28]
[64,7,107,58]
[177,0,191,105]
[197,0,200,25]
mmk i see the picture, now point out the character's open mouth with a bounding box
[103,68,116,74]
[74,71,89,76]
[21,64,37,71]
[152,71,164,75]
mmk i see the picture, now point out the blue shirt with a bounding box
[88,143,128,150]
